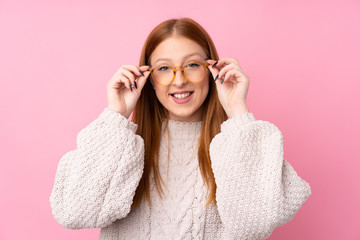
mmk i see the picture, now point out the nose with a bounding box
[171,67,187,87]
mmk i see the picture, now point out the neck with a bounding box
[167,106,204,122]
[162,118,202,140]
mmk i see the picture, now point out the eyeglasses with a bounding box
[149,61,210,86]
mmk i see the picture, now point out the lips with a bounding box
[170,91,194,104]
[169,90,194,96]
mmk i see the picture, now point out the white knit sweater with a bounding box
[49,107,312,239]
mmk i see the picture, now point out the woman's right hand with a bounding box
[107,64,151,118]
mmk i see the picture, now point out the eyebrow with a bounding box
[153,52,204,65]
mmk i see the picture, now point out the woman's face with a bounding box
[149,35,210,122]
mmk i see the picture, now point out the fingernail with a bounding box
[204,57,211,60]
[130,85,133,92]
[214,74,219,81]
[146,64,152,67]
[139,70,144,76]
[134,80,138,89]
[221,77,225,84]
[212,61,218,68]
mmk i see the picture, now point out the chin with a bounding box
[169,111,193,120]
[167,106,202,121]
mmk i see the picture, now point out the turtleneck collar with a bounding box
[161,119,202,140]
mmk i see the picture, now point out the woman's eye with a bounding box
[187,63,200,68]
[158,66,170,71]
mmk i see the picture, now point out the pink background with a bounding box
[1,0,359,239]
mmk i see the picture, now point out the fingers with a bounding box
[110,65,151,92]
[205,59,220,82]
[135,69,151,90]
[120,65,142,90]
[139,65,152,71]
[134,65,151,90]
[217,63,239,84]
[212,57,241,70]
[123,65,152,90]
[117,74,132,90]
[205,58,243,84]
[220,69,238,84]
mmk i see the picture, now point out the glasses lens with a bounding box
[184,62,205,83]
[152,62,205,85]
[152,65,173,85]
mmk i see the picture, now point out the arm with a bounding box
[209,113,312,239]
[49,107,144,229]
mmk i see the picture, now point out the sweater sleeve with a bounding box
[209,112,312,239]
[49,107,145,229]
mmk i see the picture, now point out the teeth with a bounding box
[173,92,191,99]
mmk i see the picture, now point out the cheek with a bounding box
[154,86,169,103]
[200,80,210,98]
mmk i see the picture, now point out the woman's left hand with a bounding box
[206,57,250,118]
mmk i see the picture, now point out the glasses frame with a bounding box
[148,61,210,86]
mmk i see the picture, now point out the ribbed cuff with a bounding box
[98,107,138,133]
[221,112,256,133]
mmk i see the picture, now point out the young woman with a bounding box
[49,17,312,239]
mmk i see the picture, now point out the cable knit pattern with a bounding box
[49,107,144,229]
[149,119,207,239]
[209,113,312,239]
[49,107,312,239]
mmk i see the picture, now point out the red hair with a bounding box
[131,17,227,210]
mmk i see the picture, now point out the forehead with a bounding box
[150,36,206,64]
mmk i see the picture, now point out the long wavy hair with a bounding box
[130,17,227,210]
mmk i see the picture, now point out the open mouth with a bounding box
[170,91,194,99]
